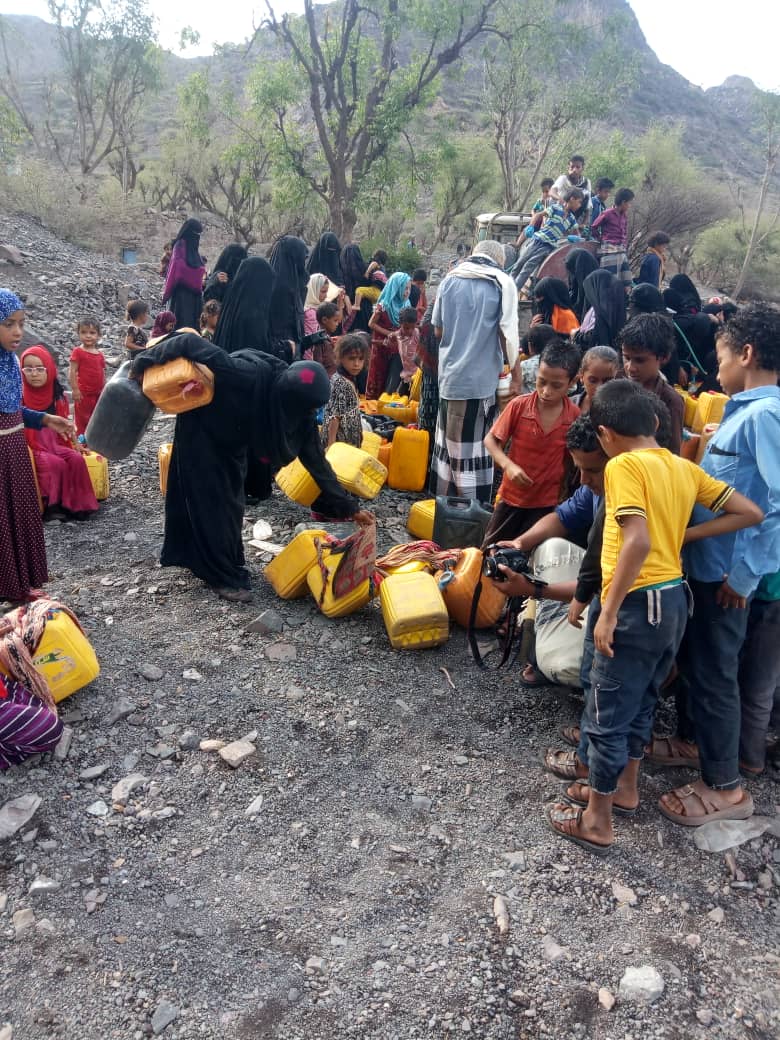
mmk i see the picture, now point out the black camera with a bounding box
[483,545,536,583]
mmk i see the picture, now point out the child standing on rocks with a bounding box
[69,316,106,438]
[125,300,150,359]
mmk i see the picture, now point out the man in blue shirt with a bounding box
[659,304,780,827]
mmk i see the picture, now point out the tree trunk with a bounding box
[734,157,775,298]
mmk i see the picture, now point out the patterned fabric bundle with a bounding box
[375,541,461,577]
[0,598,81,711]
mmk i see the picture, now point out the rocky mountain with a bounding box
[0,2,772,181]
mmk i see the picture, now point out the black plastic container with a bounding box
[85,361,156,460]
[432,496,493,549]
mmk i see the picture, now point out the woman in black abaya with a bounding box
[663,274,718,386]
[340,243,373,332]
[132,333,370,602]
[213,257,275,355]
[203,243,248,304]
[307,232,343,287]
[268,236,309,359]
[576,269,627,350]
[564,248,599,322]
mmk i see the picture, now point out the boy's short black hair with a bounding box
[563,187,585,204]
[316,300,339,322]
[127,300,148,322]
[717,302,780,372]
[526,322,557,356]
[78,315,101,333]
[570,154,585,165]
[647,231,670,248]
[566,414,603,455]
[399,306,417,325]
[618,313,675,360]
[595,177,615,192]
[615,188,635,206]
[540,338,580,380]
[412,268,427,282]
[373,249,388,264]
[540,177,554,189]
[337,333,368,360]
[590,379,657,437]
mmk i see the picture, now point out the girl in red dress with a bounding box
[69,317,106,437]
[21,346,98,519]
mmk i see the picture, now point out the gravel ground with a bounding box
[0,212,778,1040]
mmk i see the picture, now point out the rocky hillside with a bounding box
[0,1,772,178]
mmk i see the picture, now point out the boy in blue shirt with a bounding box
[659,303,780,826]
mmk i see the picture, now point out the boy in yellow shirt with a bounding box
[545,379,762,854]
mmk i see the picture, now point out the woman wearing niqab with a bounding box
[203,243,249,304]
[212,257,276,355]
[162,218,206,330]
[307,232,343,287]
[268,236,309,358]
[132,333,368,602]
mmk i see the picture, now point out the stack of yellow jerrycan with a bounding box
[142,357,215,414]
[377,393,418,425]
[275,444,387,506]
[380,571,449,650]
[264,529,328,599]
[82,451,109,500]
[158,443,173,494]
[0,604,99,703]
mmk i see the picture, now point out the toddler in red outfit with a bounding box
[69,316,106,437]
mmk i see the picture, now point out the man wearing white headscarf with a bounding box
[429,240,520,502]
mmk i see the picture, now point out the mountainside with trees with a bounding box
[0,0,777,296]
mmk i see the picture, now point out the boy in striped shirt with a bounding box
[513,188,584,297]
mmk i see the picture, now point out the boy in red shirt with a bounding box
[482,339,581,544]
[69,316,106,437]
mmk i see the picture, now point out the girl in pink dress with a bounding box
[21,346,98,520]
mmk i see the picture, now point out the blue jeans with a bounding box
[577,584,688,795]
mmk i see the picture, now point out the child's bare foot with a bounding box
[564,780,638,816]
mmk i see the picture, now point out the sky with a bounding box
[0,0,777,92]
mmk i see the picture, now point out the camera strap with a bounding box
[467,552,524,670]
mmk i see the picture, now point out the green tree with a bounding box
[733,91,780,298]
[252,0,501,239]
[0,0,161,189]
[433,138,498,246]
[141,70,274,245]
[484,1,635,211]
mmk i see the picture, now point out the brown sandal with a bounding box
[658,783,754,828]
[645,735,700,768]
[545,802,612,856]
[559,725,581,749]
[562,780,638,817]
[543,748,587,780]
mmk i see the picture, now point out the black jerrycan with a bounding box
[432,496,493,549]
[85,361,156,460]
